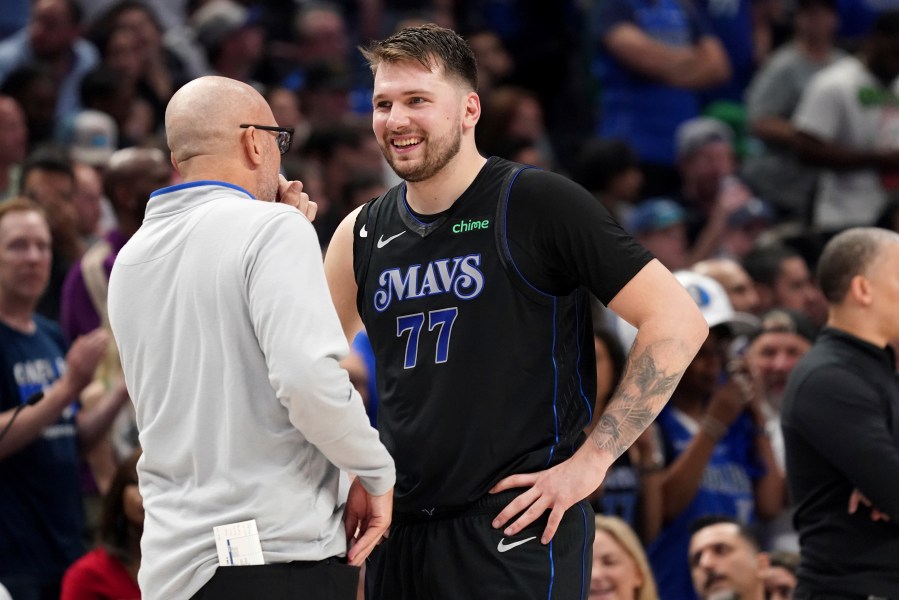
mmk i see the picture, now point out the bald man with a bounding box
[107,76,395,600]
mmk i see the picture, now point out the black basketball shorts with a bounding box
[365,490,595,600]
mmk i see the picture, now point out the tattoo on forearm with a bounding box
[628,348,681,398]
[593,394,655,456]
[591,344,685,460]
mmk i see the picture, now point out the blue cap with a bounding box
[627,199,685,235]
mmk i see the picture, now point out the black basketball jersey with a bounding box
[353,158,618,512]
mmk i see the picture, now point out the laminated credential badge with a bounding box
[213,519,265,566]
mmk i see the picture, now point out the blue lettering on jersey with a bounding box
[374,254,484,312]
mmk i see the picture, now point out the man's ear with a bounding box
[241,126,264,167]
[463,91,480,131]
[848,274,873,306]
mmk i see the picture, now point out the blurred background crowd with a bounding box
[1,0,899,598]
[2,0,899,264]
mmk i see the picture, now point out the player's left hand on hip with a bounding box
[489,456,605,544]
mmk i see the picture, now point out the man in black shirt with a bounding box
[324,24,709,598]
[781,227,899,599]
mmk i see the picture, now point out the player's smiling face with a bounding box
[371,58,467,182]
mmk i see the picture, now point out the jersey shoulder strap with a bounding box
[492,161,553,304]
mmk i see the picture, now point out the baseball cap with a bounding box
[627,198,685,235]
[676,117,734,159]
[674,270,760,335]
[67,110,117,167]
[750,308,818,344]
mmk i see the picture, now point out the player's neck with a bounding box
[404,150,487,215]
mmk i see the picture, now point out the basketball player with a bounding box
[324,24,708,598]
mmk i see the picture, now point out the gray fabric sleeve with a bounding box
[244,211,395,496]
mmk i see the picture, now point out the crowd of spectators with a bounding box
[1,0,898,598]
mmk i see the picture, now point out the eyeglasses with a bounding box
[239,124,294,154]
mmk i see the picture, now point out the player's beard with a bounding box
[383,124,462,183]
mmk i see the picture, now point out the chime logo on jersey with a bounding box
[451,218,490,234]
[374,254,484,312]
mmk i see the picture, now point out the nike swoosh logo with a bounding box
[497,536,537,553]
[377,231,406,248]
[359,224,368,238]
